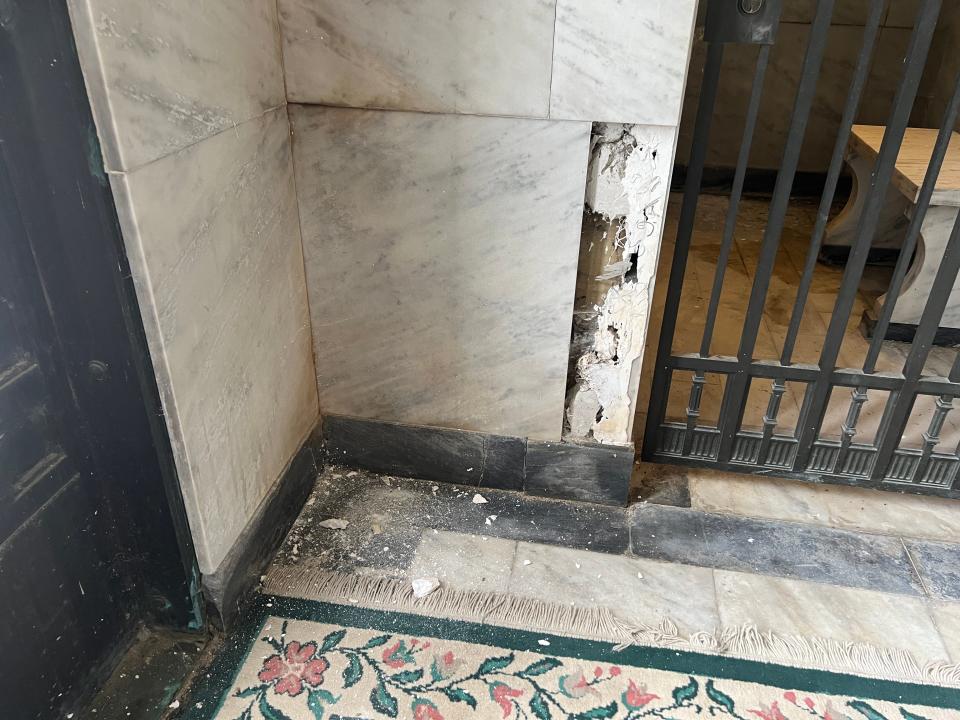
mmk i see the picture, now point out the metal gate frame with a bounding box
[642,0,960,497]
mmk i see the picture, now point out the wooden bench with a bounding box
[824,124,960,343]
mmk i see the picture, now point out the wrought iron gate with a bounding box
[642,0,960,496]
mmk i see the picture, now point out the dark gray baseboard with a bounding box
[862,308,960,347]
[819,245,902,267]
[202,426,323,629]
[322,414,633,506]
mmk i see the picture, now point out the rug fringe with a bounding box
[263,566,960,689]
[264,566,628,643]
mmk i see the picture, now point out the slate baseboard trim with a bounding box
[525,440,633,505]
[202,425,323,629]
[862,308,960,347]
[321,414,633,506]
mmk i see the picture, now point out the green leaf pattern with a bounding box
[225,626,939,720]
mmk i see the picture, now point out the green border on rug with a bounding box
[178,593,960,718]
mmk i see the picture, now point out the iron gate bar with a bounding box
[779,0,886,368]
[914,354,960,482]
[643,0,960,495]
[758,0,885,466]
[865,71,960,368]
[870,212,960,479]
[832,65,960,474]
[669,353,960,396]
[685,44,772,456]
[699,46,771,356]
[792,0,943,473]
[641,38,725,457]
[715,0,836,465]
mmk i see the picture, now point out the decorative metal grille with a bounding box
[642,0,960,497]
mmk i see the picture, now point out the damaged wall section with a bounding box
[566,123,676,446]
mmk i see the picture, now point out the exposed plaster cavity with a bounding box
[566,123,675,446]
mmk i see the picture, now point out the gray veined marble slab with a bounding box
[111,107,319,573]
[277,0,556,118]
[549,0,698,126]
[290,106,591,441]
[68,0,284,171]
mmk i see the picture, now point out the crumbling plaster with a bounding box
[567,124,677,447]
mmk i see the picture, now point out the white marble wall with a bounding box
[278,0,699,126]
[68,0,284,171]
[278,0,556,118]
[69,0,318,574]
[290,107,590,441]
[549,0,698,125]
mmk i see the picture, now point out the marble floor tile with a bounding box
[278,0,555,118]
[111,107,318,572]
[715,571,949,663]
[930,602,960,663]
[291,106,590,441]
[550,0,698,125]
[629,505,924,596]
[688,469,960,543]
[68,0,284,170]
[509,543,719,635]
[904,540,960,601]
[407,531,516,594]
[270,466,631,585]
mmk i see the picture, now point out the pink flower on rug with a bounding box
[750,701,788,720]
[413,700,444,720]
[431,650,462,680]
[559,671,596,699]
[490,683,523,717]
[258,641,329,697]
[622,680,658,709]
[609,666,622,677]
[382,639,414,668]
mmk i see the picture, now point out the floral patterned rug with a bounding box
[177,595,960,720]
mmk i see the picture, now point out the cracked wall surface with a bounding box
[567,124,677,447]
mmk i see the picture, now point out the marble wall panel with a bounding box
[549,0,699,125]
[277,0,556,118]
[290,106,591,441]
[111,108,319,573]
[68,0,284,170]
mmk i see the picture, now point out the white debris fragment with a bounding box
[168,701,180,710]
[317,518,350,530]
[538,639,551,647]
[466,467,474,472]
[523,560,532,566]
[575,563,581,569]
[411,577,441,598]
[637,572,643,579]
[485,514,497,525]
[747,538,755,543]
[472,494,488,504]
